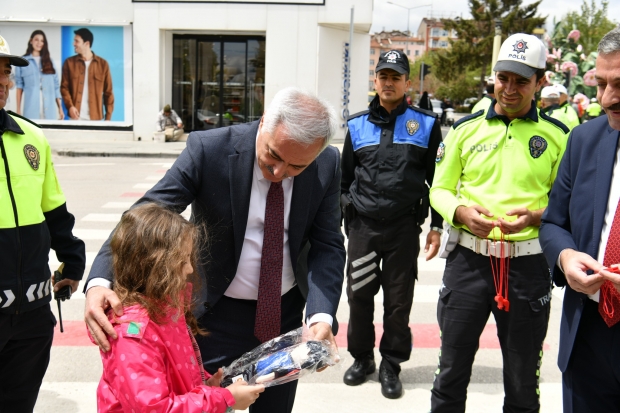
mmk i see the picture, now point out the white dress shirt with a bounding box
[224,151,295,299]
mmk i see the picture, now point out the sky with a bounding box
[370,0,620,36]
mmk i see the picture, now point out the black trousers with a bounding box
[563,298,620,413]
[0,305,55,413]
[346,214,420,370]
[430,245,552,413]
[196,286,305,413]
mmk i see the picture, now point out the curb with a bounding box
[53,150,183,158]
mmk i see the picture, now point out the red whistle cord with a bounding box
[488,230,510,312]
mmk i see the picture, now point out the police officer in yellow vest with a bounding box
[0,35,85,411]
[555,84,581,128]
[540,85,573,131]
[429,34,569,412]
[471,76,495,114]
[586,97,603,120]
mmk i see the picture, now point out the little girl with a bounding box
[91,203,264,412]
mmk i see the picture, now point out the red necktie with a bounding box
[600,200,620,327]
[254,181,284,342]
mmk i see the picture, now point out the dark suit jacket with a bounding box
[540,115,620,372]
[88,120,346,332]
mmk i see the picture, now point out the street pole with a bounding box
[491,18,502,73]
[420,62,424,97]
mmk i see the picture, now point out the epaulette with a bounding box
[347,109,370,121]
[452,110,484,129]
[409,106,437,118]
[7,111,42,129]
[539,111,570,134]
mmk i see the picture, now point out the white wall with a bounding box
[6,0,133,23]
[317,26,370,142]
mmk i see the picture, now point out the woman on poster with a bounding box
[14,30,64,120]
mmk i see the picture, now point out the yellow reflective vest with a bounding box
[0,110,84,313]
[430,103,569,241]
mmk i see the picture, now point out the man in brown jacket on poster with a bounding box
[61,28,114,121]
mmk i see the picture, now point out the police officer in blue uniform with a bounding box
[341,50,443,399]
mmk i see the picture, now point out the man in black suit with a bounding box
[540,27,620,412]
[84,87,346,413]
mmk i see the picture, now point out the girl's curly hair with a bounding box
[110,203,206,335]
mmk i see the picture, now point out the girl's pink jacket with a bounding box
[90,304,235,412]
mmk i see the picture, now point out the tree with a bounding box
[546,0,618,99]
[432,0,546,98]
[551,0,617,56]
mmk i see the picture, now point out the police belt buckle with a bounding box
[457,231,542,258]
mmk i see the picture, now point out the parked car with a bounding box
[430,99,443,117]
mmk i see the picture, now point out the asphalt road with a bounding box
[35,155,564,412]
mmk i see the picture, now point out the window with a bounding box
[371,49,376,55]
[369,81,374,90]
[407,50,410,55]
[370,59,375,66]
[369,70,374,75]
[415,50,420,56]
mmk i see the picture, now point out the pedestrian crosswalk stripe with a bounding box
[102,202,133,209]
[133,183,155,189]
[49,252,97,267]
[72,229,113,240]
[82,213,122,222]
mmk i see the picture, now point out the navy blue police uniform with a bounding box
[341,93,443,376]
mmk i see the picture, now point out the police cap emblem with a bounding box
[529,136,547,159]
[512,39,529,54]
[385,51,400,63]
[436,142,446,163]
[406,119,419,136]
[23,144,40,170]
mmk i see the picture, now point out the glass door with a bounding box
[196,41,221,130]
[173,35,265,132]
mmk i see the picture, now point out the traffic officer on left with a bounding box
[341,49,443,399]
[0,35,85,411]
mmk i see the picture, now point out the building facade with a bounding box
[417,18,457,51]
[3,0,372,142]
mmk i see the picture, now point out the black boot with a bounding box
[343,356,376,386]
[379,360,402,399]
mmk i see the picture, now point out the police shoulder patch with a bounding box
[406,119,420,135]
[529,136,548,159]
[23,144,40,170]
[436,142,446,163]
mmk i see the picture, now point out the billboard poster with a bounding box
[1,23,132,127]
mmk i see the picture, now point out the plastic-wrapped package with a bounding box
[220,327,340,388]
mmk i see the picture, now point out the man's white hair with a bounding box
[262,87,338,151]
[598,25,620,55]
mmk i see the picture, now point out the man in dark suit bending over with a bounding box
[84,87,346,413]
[540,27,620,412]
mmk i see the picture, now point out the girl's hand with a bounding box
[226,380,264,410]
[206,368,223,387]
